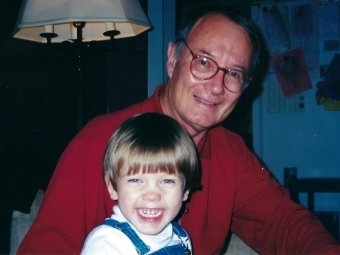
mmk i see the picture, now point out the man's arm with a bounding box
[231,150,340,255]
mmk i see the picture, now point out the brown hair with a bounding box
[103,113,200,192]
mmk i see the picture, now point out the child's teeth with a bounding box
[138,209,163,218]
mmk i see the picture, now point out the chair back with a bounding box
[284,167,340,211]
[283,167,340,241]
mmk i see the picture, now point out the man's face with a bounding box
[164,14,253,138]
[106,166,189,235]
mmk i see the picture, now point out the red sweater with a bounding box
[18,85,340,255]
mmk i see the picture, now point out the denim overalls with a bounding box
[101,219,191,255]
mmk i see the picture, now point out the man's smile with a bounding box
[194,95,217,106]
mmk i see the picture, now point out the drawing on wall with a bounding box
[290,4,313,37]
[267,79,305,114]
[261,4,290,49]
[272,47,312,97]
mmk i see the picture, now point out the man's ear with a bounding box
[105,174,118,200]
[182,189,190,202]
[166,42,177,78]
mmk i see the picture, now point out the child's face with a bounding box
[106,165,189,235]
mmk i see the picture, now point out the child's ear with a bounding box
[105,174,118,200]
[182,190,190,202]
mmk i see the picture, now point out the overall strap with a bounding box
[143,223,191,255]
[172,222,189,238]
[148,222,191,255]
[150,244,188,255]
[150,243,191,255]
[101,219,150,255]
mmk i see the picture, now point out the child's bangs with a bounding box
[125,151,178,175]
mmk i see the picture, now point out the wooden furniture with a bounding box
[284,167,340,241]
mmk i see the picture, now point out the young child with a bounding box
[81,113,200,255]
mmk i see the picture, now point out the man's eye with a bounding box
[199,59,208,66]
[229,70,241,79]
[199,58,214,69]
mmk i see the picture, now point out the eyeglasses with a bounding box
[182,40,250,93]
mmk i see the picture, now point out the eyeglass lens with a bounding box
[191,56,248,93]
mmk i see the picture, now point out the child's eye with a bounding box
[162,179,175,184]
[128,179,140,183]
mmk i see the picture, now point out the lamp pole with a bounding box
[74,22,85,131]
[40,22,85,131]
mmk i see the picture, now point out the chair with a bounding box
[284,167,340,241]
[10,190,44,254]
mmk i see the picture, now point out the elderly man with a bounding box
[18,4,339,255]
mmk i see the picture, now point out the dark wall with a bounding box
[0,36,109,213]
[107,32,149,113]
[0,0,148,213]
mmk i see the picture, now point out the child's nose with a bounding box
[142,186,161,202]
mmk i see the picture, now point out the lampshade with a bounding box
[13,0,152,43]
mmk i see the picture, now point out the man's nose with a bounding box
[203,70,225,95]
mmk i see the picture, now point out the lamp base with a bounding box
[103,30,120,40]
[40,33,58,43]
